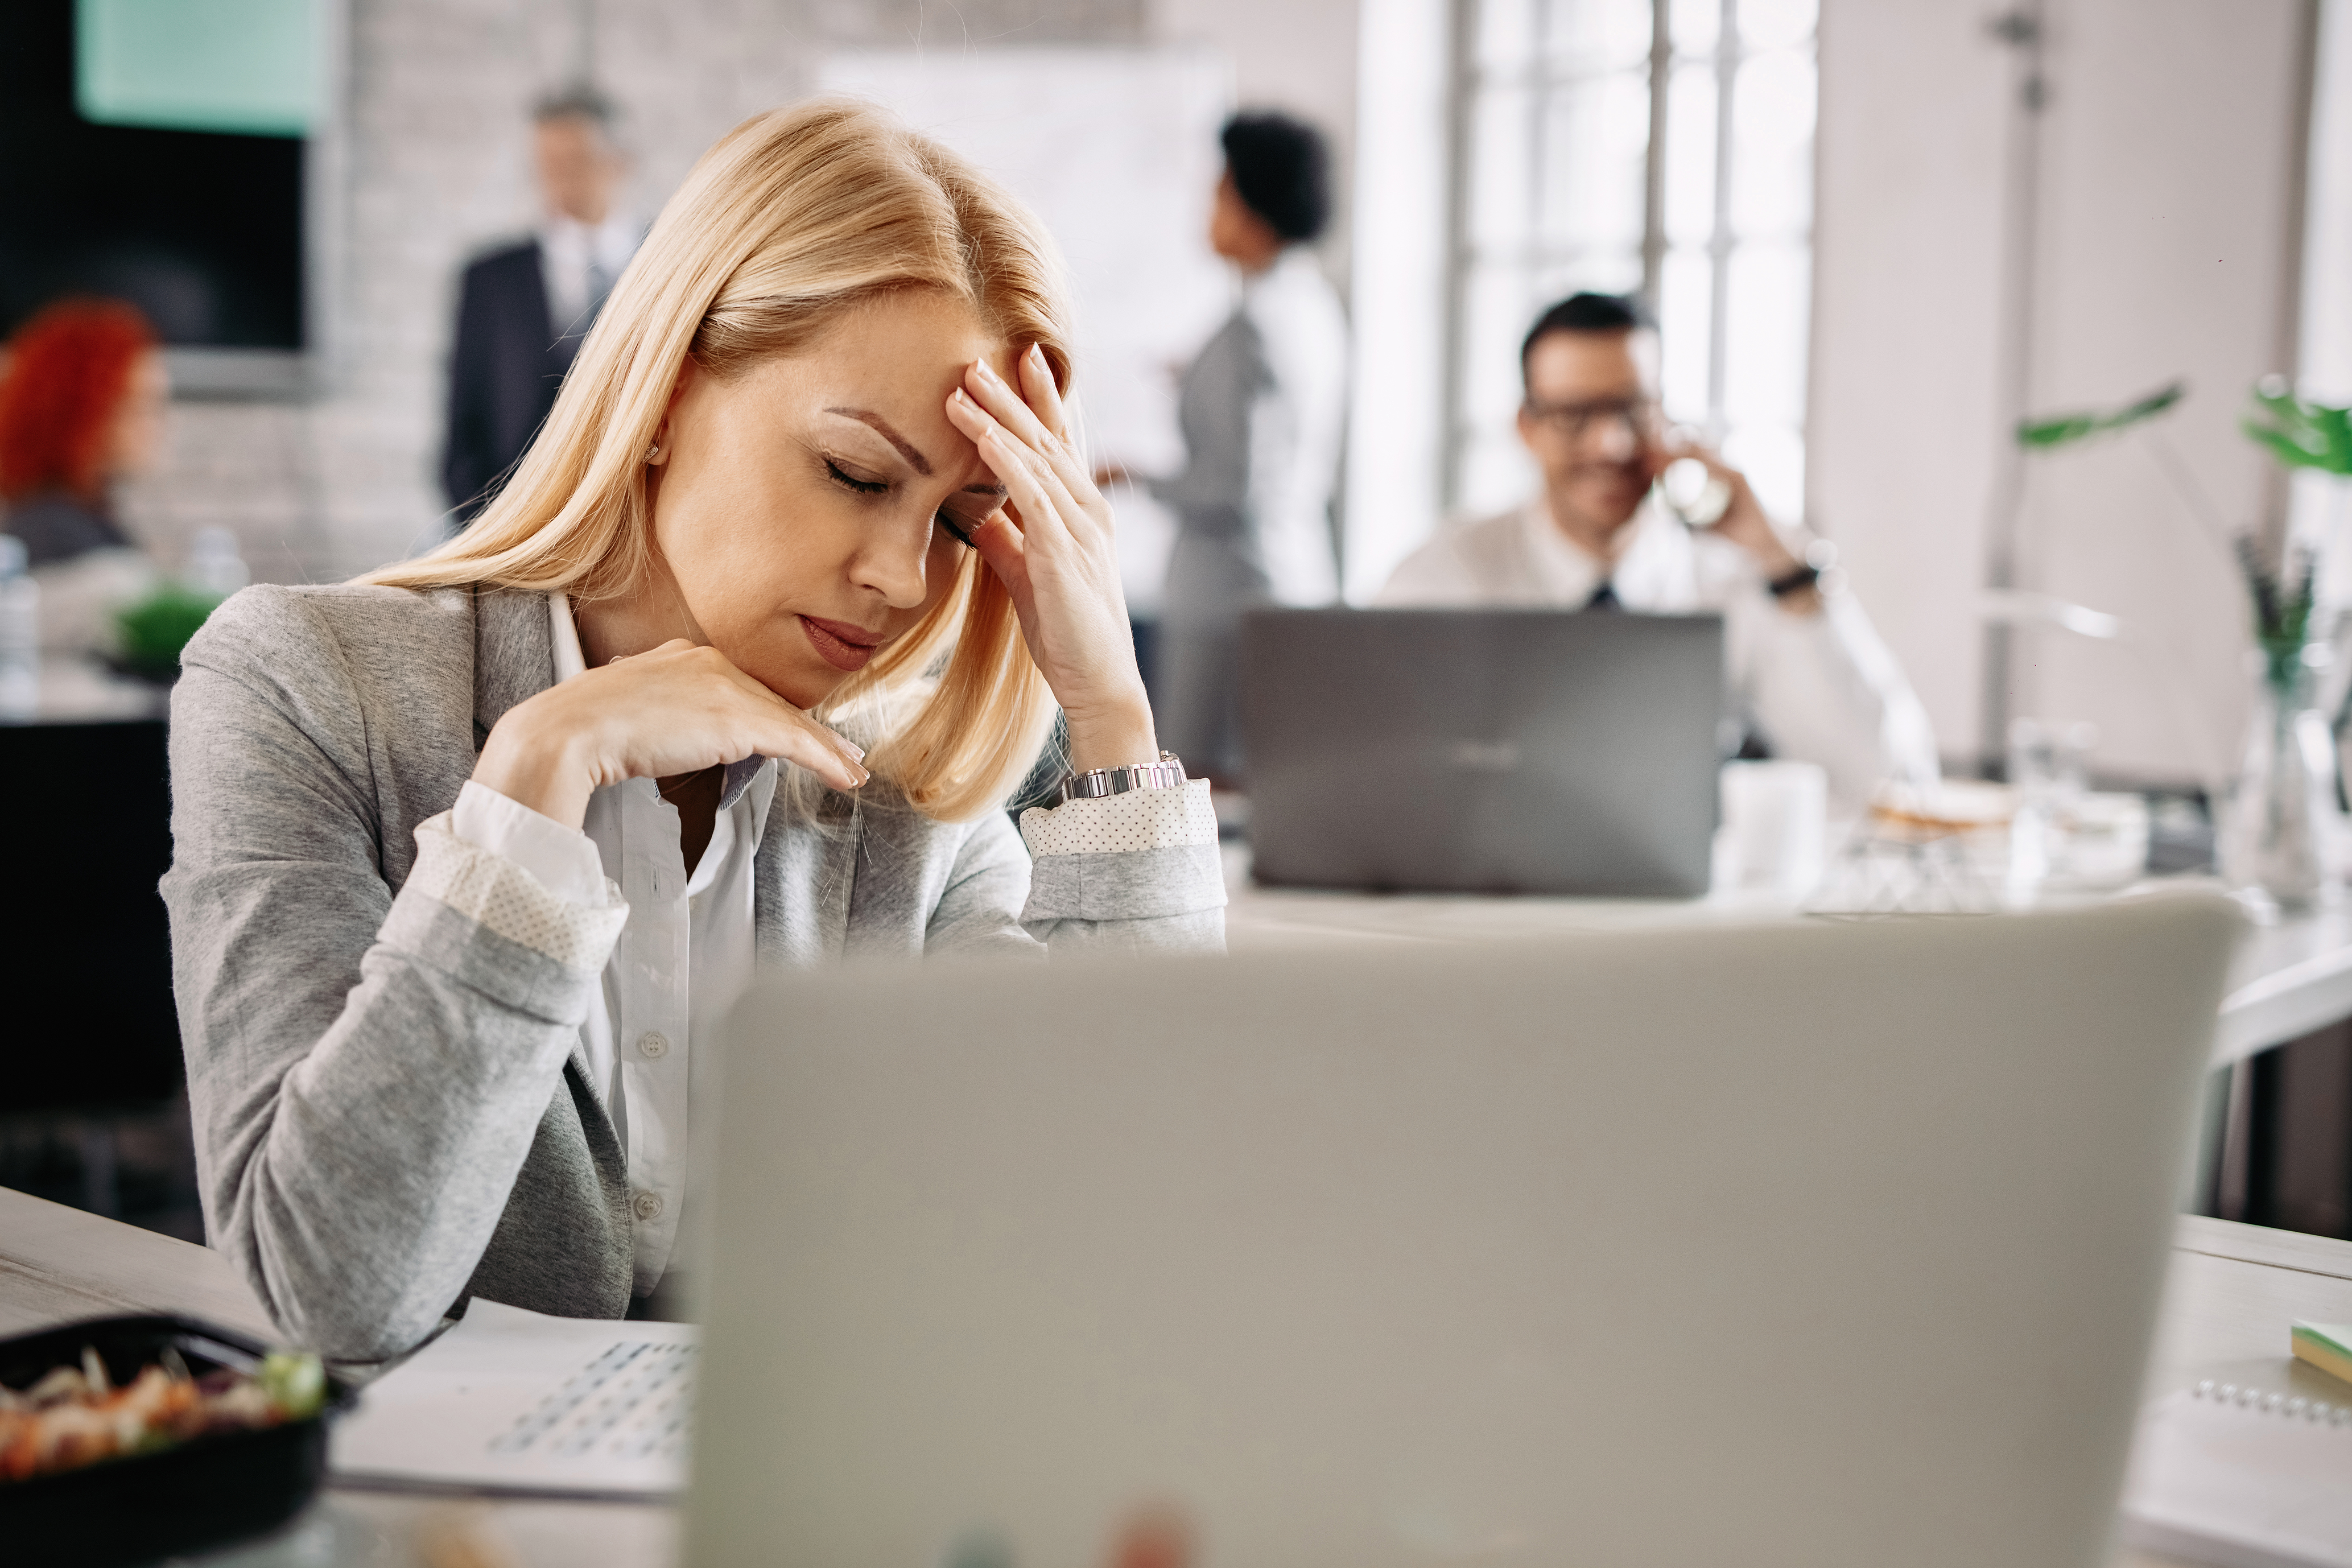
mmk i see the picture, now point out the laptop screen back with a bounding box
[1239,609,1724,896]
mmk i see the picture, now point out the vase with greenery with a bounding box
[2216,535,2332,910]
[2217,383,2352,910]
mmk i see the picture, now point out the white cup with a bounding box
[1718,761,1829,899]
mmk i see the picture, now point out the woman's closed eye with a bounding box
[823,457,890,496]
[826,454,975,548]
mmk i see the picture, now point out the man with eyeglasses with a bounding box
[1376,292,1936,810]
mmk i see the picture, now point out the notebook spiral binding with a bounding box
[2193,1380,2352,1425]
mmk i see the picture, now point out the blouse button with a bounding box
[637,1031,671,1060]
[633,1190,665,1222]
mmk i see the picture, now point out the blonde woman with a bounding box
[162,102,1223,1361]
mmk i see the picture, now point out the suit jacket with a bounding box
[441,241,577,523]
[162,584,1227,1359]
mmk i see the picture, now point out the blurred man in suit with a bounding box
[441,87,640,526]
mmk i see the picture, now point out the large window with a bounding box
[1446,0,1818,524]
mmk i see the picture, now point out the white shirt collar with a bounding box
[539,212,638,269]
[1517,498,1702,612]
[550,592,587,682]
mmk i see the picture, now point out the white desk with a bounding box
[0,1185,2343,1568]
[1222,847,2352,1071]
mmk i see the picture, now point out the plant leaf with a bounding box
[2016,379,2186,449]
[2243,382,2352,474]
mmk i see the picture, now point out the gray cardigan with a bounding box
[163,584,1225,1360]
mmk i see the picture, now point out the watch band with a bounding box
[1058,750,1188,803]
[1767,563,1822,598]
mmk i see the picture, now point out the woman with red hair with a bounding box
[0,298,170,645]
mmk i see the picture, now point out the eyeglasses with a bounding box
[1521,396,1661,444]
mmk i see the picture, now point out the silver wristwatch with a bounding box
[1057,750,1188,803]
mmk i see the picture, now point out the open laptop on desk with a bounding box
[686,891,2241,1568]
[1237,608,1725,896]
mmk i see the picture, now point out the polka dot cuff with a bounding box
[1019,778,1219,858]
[407,811,630,972]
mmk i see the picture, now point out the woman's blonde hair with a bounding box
[366,98,1066,820]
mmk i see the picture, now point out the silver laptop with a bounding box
[686,891,2241,1568]
[1237,608,1726,897]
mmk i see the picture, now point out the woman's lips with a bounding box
[798,614,883,672]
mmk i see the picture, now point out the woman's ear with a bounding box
[649,362,700,465]
[647,359,699,466]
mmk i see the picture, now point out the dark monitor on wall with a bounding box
[0,0,316,397]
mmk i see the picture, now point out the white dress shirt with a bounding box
[1376,501,1940,810]
[538,214,641,336]
[1242,248,1350,606]
[451,595,771,1296]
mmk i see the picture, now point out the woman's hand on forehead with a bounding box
[944,345,1159,773]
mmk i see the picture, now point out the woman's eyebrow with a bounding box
[824,407,931,475]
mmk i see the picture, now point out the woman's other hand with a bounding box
[947,346,1160,773]
[473,639,869,830]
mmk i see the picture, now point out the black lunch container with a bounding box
[0,1314,357,1568]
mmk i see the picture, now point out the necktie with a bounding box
[1584,580,1620,612]
[584,257,616,326]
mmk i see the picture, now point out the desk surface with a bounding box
[1,1186,2346,1567]
[1221,847,2352,1069]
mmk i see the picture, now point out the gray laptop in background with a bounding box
[1238,608,1726,896]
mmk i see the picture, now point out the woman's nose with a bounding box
[851,515,934,609]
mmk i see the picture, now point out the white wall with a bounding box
[1340,0,1451,599]
[1812,0,2315,787]
[2297,0,2352,609]
[1806,0,2009,771]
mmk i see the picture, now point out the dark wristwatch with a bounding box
[1767,564,1821,598]
[1058,750,1188,803]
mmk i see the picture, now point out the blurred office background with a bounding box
[1,0,2347,1234]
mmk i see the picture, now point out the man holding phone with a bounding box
[1376,292,1937,811]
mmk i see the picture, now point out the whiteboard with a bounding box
[817,47,1238,612]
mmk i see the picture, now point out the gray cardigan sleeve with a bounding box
[162,594,626,1360]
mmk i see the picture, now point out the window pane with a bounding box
[1657,245,1713,424]
[1723,422,1805,524]
[1545,0,1654,74]
[1728,47,1814,238]
[1536,70,1649,255]
[1736,0,1817,51]
[1467,84,1538,253]
[1476,0,1539,72]
[1462,263,1537,428]
[1661,60,1717,246]
[1532,247,1643,300]
[1461,428,1539,519]
[1722,241,1809,428]
[1668,0,1719,57]
[1445,0,1821,518]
